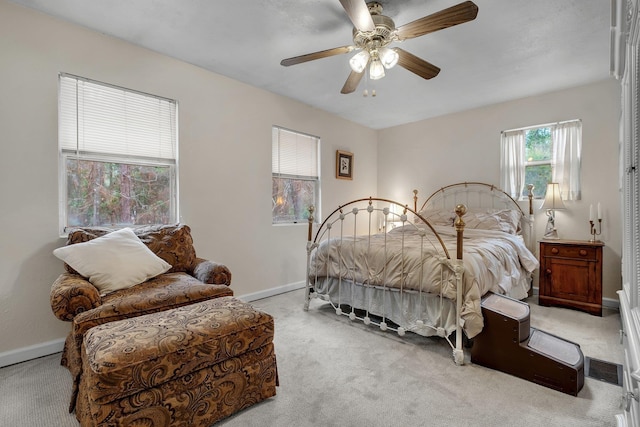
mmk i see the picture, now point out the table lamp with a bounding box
[541,182,566,239]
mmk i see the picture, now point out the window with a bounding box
[58,74,178,233]
[500,120,582,201]
[524,127,552,199]
[272,126,319,224]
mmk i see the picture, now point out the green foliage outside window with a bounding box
[525,128,552,162]
[66,158,172,227]
[524,164,552,199]
[523,127,552,199]
[272,176,316,224]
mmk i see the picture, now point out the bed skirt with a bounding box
[311,277,459,338]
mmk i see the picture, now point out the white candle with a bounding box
[597,202,602,220]
[589,204,594,222]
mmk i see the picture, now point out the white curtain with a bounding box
[500,130,526,199]
[552,121,582,200]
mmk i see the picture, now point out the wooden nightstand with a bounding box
[538,239,604,316]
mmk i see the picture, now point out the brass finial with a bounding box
[454,204,467,229]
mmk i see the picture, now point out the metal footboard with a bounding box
[305,197,466,365]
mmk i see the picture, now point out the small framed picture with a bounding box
[336,150,353,180]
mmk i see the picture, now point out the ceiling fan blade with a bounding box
[341,70,365,94]
[281,46,356,66]
[339,0,375,32]
[395,48,440,80]
[396,1,478,40]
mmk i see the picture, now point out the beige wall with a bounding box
[0,0,623,364]
[0,1,377,361]
[378,78,622,300]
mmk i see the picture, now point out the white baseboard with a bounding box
[0,338,65,368]
[530,286,620,310]
[0,282,306,369]
[603,296,620,310]
[237,281,305,302]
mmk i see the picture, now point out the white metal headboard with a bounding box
[415,182,535,252]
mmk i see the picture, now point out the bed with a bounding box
[304,182,538,364]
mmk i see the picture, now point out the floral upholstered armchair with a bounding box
[50,224,233,412]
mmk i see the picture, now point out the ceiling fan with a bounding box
[280,0,479,94]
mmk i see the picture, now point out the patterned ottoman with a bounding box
[75,297,278,427]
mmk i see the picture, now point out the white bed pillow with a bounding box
[53,227,172,295]
[416,208,456,226]
[464,209,522,234]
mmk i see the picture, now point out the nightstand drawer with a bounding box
[542,244,597,259]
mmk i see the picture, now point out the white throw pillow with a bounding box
[464,209,522,234]
[53,227,172,295]
[417,208,456,226]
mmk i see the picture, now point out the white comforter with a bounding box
[309,224,539,337]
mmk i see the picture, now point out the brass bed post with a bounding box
[527,184,535,252]
[454,204,467,261]
[307,205,315,243]
[413,189,418,212]
[453,204,467,365]
[304,205,315,311]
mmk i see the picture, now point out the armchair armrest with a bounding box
[50,273,102,321]
[192,257,232,286]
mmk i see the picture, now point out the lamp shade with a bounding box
[379,47,399,69]
[349,50,370,73]
[540,183,566,210]
[369,59,385,80]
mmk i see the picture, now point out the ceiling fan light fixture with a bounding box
[280,0,479,94]
[379,47,399,69]
[349,50,370,73]
[369,58,385,80]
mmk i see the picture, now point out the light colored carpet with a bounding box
[0,289,623,426]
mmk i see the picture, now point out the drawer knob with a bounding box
[546,269,552,275]
[551,248,559,254]
[579,249,587,256]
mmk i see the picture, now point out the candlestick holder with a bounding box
[589,218,602,242]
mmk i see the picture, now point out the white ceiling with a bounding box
[10,0,612,129]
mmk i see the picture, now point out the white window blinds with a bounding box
[272,127,319,178]
[59,73,177,160]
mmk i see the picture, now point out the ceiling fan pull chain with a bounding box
[362,70,378,97]
[363,68,369,97]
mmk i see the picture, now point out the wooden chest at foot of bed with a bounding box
[471,293,584,396]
